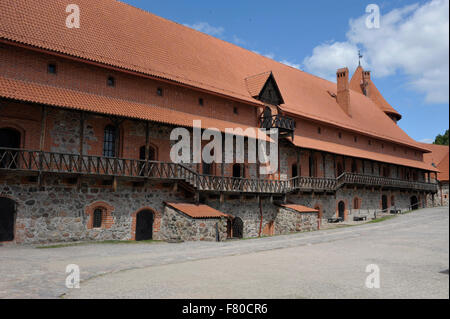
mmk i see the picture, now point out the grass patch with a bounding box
[36,239,162,249]
[367,215,397,223]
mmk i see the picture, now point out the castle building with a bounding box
[0,0,440,244]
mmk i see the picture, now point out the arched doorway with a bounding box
[410,196,419,210]
[0,128,21,169]
[382,195,388,212]
[232,217,244,239]
[0,197,15,242]
[338,201,345,220]
[135,210,154,241]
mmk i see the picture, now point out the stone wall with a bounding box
[274,208,318,234]
[160,206,227,242]
[0,175,188,244]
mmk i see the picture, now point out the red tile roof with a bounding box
[421,143,449,181]
[290,135,437,171]
[245,72,272,97]
[281,204,318,213]
[0,0,427,153]
[0,76,270,141]
[165,203,229,219]
[350,66,402,120]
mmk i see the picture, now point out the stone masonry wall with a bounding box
[160,206,227,242]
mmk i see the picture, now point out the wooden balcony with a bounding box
[259,114,295,136]
[0,148,438,194]
[336,172,438,193]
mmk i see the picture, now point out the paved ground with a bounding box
[0,207,448,299]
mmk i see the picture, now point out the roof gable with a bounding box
[245,72,284,105]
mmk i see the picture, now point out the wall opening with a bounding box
[0,197,15,242]
[135,210,154,241]
[338,201,345,219]
[0,128,21,169]
[231,217,244,239]
[410,196,419,210]
[382,195,388,212]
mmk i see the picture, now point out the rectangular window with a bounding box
[47,63,57,74]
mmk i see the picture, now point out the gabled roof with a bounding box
[421,143,449,180]
[281,204,318,213]
[245,72,284,105]
[245,72,272,97]
[350,66,402,120]
[0,0,426,152]
[165,203,229,219]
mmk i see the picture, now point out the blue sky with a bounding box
[124,0,449,143]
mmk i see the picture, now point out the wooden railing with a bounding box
[260,114,296,132]
[0,148,438,194]
[336,172,438,192]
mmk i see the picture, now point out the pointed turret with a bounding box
[350,66,402,123]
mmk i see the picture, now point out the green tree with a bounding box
[434,129,449,145]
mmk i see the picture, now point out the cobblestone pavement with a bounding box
[1,207,448,299]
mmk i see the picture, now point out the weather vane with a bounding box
[358,50,363,67]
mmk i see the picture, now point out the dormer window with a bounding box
[245,72,284,106]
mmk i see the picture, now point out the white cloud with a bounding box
[303,0,449,103]
[303,42,359,81]
[419,138,434,143]
[183,22,225,36]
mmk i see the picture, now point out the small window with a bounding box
[107,76,115,87]
[157,88,163,97]
[368,140,372,146]
[381,144,384,149]
[233,107,238,114]
[318,127,322,134]
[338,132,342,139]
[199,98,204,106]
[103,125,117,157]
[354,136,358,143]
[47,63,57,74]
[93,208,103,228]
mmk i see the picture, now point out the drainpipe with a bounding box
[259,196,263,237]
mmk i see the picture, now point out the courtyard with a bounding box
[0,207,448,299]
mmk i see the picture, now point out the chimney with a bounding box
[336,68,351,116]
[362,70,371,97]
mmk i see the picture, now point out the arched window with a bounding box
[353,197,360,210]
[93,208,103,228]
[103,125,117,157]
